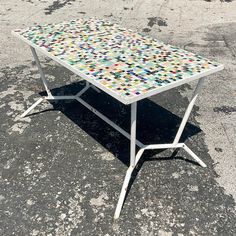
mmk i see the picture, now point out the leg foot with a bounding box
[114,167,134,219]
[182,144,207,167]
[20,97,44,118]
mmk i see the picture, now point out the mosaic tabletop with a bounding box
[13,18,223,104]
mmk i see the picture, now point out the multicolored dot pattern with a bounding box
[14,18,222,102]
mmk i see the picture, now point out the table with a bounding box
[12,18,224,219]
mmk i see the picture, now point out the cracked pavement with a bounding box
[0,0,236,235]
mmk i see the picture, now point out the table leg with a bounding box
[130,102,137,167]
[20,97,44,118]
[173,78,205,145]
[21,47,52,118]
[114,102,137,219]
[30,47,52,97]
[21,47,92,118]
[170,78,207,167]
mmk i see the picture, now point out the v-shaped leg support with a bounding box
[114,78,207,219]
[20,47,99,118]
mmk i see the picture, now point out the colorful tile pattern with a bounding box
[13,18,222,102]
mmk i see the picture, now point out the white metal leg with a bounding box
[30,47,52,97]
[114,102,137,219]
[173,78,205,145]
[114,166,134,219]
[20,87,90,118]
[182,144,207,167]
[114,78,207,219]
[130,102,137,167]
[20,97,44,118]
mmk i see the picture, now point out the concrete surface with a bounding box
[1,0,236,235]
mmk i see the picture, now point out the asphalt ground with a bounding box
[1,0,236,235]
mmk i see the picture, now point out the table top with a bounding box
[12,18,224,104]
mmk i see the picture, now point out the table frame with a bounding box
[21,46,207,219]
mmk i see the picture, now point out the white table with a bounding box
[12,18,224,219]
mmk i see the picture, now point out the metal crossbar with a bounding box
[21,47,207,219]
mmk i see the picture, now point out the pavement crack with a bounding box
[221,121,236,156]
